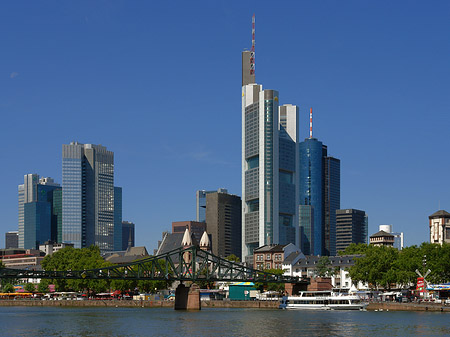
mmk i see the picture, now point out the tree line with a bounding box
[341,242,450,290]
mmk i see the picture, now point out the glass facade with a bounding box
[62,142,116,252]
[299,138,325,256]
[264,98,275,245]
[122,221,135,250]
[324,157,340,256]
[299,205,314,255]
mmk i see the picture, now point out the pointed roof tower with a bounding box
[199,231,211,251]
[182,227,193,247]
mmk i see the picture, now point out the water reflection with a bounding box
[1,307,450,336]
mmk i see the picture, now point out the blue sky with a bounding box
[1,1,449,251]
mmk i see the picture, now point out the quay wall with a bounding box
[367,302,450,312]
[0,300,448,311]
[0,299,279,309]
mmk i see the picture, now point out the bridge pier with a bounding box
[285,282,308,296]
[174,283,201,310]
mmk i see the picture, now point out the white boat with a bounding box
[279,291,368,310]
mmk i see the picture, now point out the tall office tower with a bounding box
[114,187,123,250]
[299,138,340,256]
[324,157,340,256]
[62,142,116,252]
[5,231,19,249]
[18,175,61,249]
[121,221,135,250]
[241,83,299,264]
[299,205,314,255]
[335,209,367,252]
[196,188,228,222]
[205,190,241,258]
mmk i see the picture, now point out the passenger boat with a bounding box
[279,291,368,310]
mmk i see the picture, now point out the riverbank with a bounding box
[0,299,448,311]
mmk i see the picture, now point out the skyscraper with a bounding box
[114,187,123,251]
[205,190,241,258]
[241,83,299,264]
[18,175,61,249]
[196,188,228,222]
[121,221,135,250]
[62,142,118,252]
[335,209,367,252]
[299,138,340,256]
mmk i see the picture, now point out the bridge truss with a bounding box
[0,246,303,284]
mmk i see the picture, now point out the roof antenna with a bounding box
[250,14,255,76]
[309,107,313,138]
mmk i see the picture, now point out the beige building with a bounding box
[429,210,450,245]
[369,230,394,247]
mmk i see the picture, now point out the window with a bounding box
[266,254,271,260]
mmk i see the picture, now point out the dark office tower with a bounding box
[205,191,242,258]
[62,142,115,252]
[114,187,123,251]
[18,175,61,249]
[53,189,62,243]
[324,157,340,256]
[196,188,228,222]
[335,209,367,252]
[121,221,135,250]
[5,231,18,249]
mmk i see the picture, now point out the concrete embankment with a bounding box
[367,302,450,312]
[0,299,279,309]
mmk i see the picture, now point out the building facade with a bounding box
[204,190,241,258]
[5,231,18,249]
[114,187,123,251]
[379,224,403,250]
[298,138,340,256]
[298,205,314,255]
[62,142,119,252]
[196,188,228,222]
[172,221,206,243]
[429,210,450,245]
[335,209,367,252]
[18,175,61,249]
[369,230,394,246]
[242,83,299,265]
[122,221,135,250]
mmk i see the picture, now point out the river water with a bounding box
[1,306,450,336]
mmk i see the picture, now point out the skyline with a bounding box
[1,1,449,251]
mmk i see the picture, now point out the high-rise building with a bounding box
[62,142,118,252]
[204,190,241,258]
[114,187,123,251]
[5,231,18,249]
[122,221,135,250]
[18,175,61,249]
[196,188,228,222]
[241,83,299,264]
[298,138,340,256]
[298,205,314,255]
[335,209,367,252]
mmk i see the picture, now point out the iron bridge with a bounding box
[0,246,304,284]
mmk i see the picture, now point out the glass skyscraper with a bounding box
[62,142,118,252]
[299,138,340,256]
[242,83,299,264]
[18,174,61,249]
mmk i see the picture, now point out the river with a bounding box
[1,306,449,336]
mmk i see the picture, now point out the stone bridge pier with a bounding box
[174,283,201,310]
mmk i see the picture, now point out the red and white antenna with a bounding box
[250,14,255,75]
[309,107,313,138]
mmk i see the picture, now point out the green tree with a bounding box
[24,283,36,293]
[225,254,240,263]
[41,246,111,293]
[3,283,14,293]
[37,280,50,293]
[255,268,285,294]
[339,243,369,256]
[315,256,333,277]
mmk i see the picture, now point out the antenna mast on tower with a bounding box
[310,108,313,138]
[250,14,255,76]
